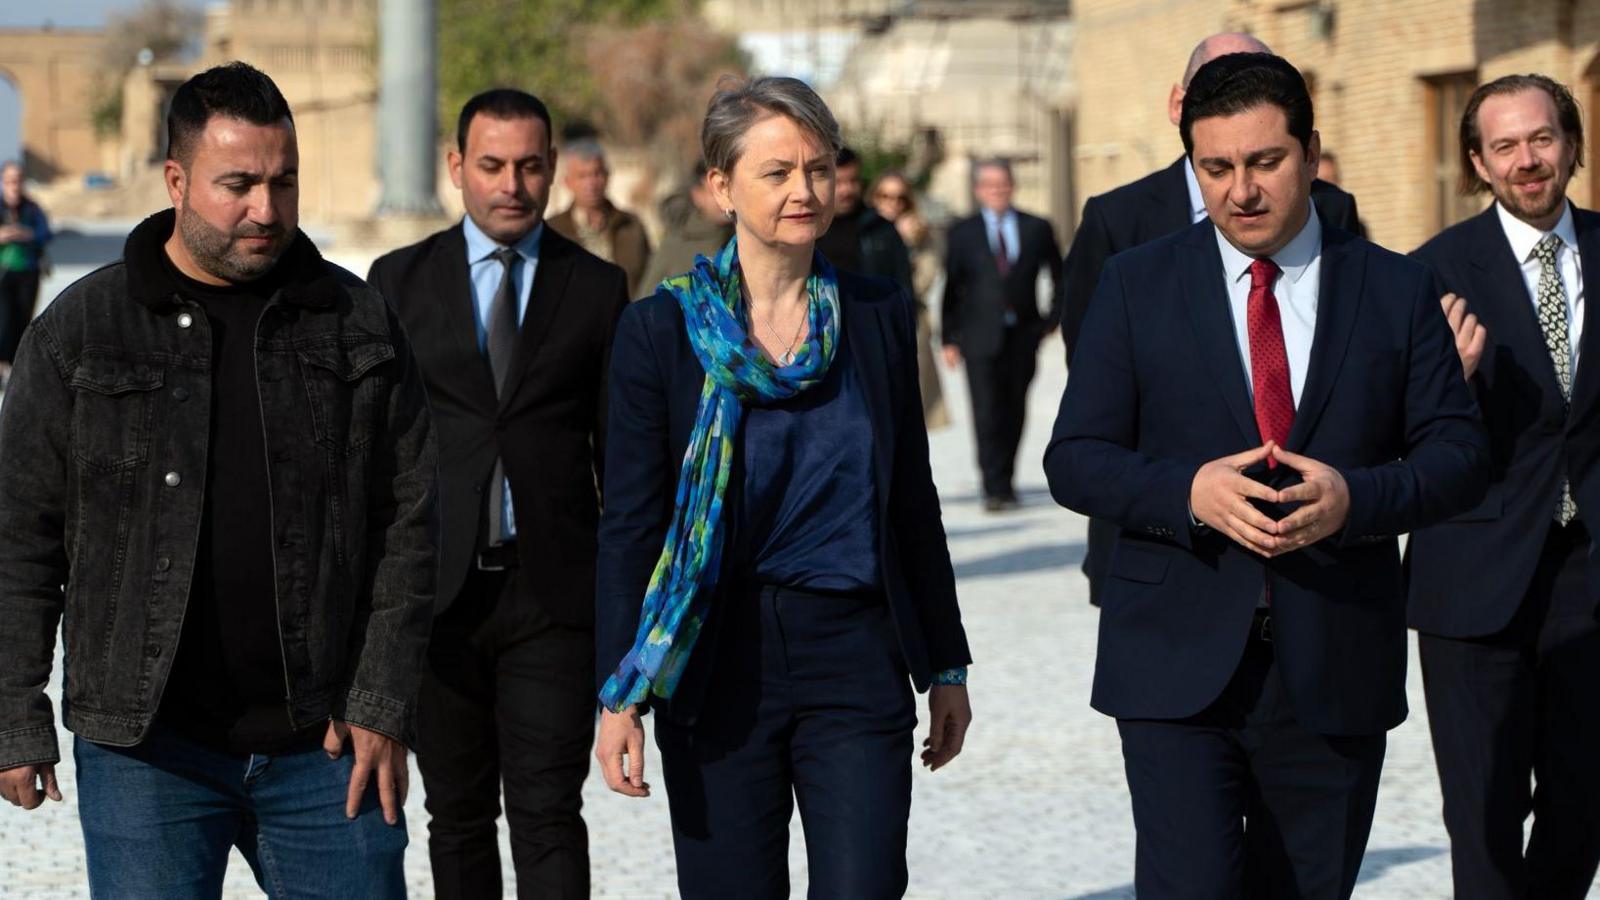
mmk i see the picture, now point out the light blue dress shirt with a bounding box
[462,215,543,539]
[1183,161,1209,224]
[980,207,1021,265]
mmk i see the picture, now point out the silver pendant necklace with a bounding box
[751,297,807,366]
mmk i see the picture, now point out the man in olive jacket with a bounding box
[0,63,436,898]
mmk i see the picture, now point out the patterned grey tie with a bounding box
[486,247,521,543]
[1531,233,1578,525]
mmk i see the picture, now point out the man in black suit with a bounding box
[1061,31,1364,602]
[1408,74,1600,899]
[1046,53,1487,897]
[940,158,1062,511]
[367,89,628,899]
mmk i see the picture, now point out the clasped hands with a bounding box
[1189,442,1350,557]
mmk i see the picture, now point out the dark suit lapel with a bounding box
[1178,223,1259,446]
[1287,228,1364,450]
[434,225,498,398]
[1568,207,1600,423]
[843,290,896,517]
[502,229,577,408]
[1153,158,1196,234]
[1468,205,1564,401]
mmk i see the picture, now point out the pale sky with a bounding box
[0,1,205,172]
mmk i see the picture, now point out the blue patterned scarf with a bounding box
[599,237,841,712]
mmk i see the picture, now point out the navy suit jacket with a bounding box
[1407,204,1600,638]
[1061,157,1363,365]
[1044,219,1488,736]
[595,270,971,722]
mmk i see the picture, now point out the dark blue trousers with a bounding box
[655,584,917,900]
[1117,620,1386,899]
[1419,519,1600,899]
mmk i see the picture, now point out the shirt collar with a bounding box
[1183,160,1207,221]
[463,213,544,265]
[1495,199,1577,263]
[1214,204,1322,286]
[980,206,1013,227]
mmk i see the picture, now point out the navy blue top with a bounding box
[735,333,881,592]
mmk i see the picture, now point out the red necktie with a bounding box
[994,225,1011,277]
[1248,258,1294,466]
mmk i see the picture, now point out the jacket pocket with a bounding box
[1108,542,1172,585]
[299,340,395,456]
[69,357,165,472]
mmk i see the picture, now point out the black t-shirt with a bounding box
[155,252,324,754]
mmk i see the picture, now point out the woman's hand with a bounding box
[920,684,972,772]
[596,705,651,797]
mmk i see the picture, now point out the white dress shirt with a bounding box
[1214,208,1323,408]
[1184,161,1209,224]
[1494,200,1586,378]
[980,206,1021,264]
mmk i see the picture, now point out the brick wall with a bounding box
[1073,0,1600,251]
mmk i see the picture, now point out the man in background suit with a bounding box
[1046,53,1487,897]
[941,158,1062,511]
[1061,31,1364,603]
[368,89,629,899]
[1408,73,1600,899]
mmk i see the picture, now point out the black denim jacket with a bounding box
[0,211,438,768]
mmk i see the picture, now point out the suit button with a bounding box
[173,387,190,402]
[145,644,162,658]
[176,313,193,329]
[164,471,182,487]
[155,557,171,572]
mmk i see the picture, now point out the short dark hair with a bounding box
[836,146,859,168]
[1180,52,1313,157]
[1458,73,1586,195]
[166,62,294,165]
[456,88,553,153]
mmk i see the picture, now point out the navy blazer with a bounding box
[1061,157,1363,366]
[1044,219,1488,736]
[595,270,971,722]
[940,209,1062,358]
[1407,203,1600,638]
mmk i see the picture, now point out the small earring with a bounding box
[724,208,735,219]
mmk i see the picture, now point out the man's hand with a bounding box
[942,344,962,369]
[0,764,61,810]
[921,685,972,772]
[1270,445,1352,549]
[324,720,408,826]
[1189,444,1285,557]
[596,705,650,798]
[1441,293,1488,380]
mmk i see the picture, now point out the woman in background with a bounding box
[871,170,948,429]
[0,161,52,388]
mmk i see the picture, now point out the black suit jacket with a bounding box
[940,209,1062,358]
[1407,203,1600,638]
[1045,220,1488,735]
[368,224,629,625]
[595,271,971,721]
[1061,157,1363,364]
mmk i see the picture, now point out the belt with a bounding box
[476,540,519,571]
[1252,609,1273,643]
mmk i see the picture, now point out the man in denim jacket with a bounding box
[0,62,436,897]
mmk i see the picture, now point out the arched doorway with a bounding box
[0,70,20,168]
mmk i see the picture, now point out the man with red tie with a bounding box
[940,159,1062,511]
[1044,53,1488,897]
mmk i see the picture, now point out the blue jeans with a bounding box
[74,726,408,899]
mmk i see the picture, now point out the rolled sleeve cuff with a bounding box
[334,688,415,748]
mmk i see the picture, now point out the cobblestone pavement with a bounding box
[4,232,1594,897]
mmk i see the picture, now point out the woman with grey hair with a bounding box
[594,75,973,897]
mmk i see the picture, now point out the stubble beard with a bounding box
[178,199,287,284]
